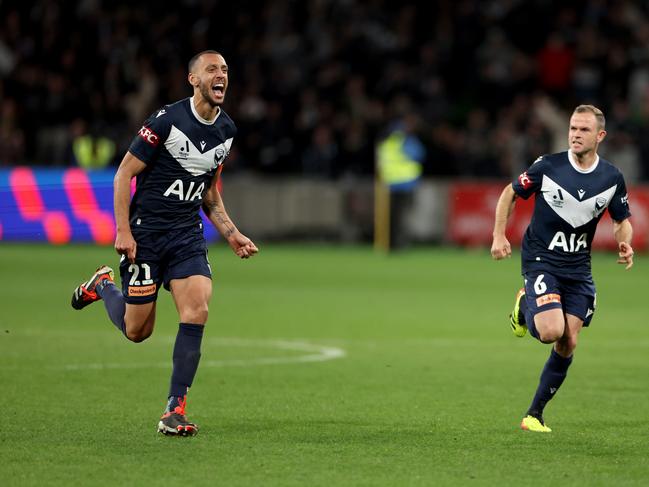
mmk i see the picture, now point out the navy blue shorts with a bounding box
[120,224,212,304]
[523,271,597,332]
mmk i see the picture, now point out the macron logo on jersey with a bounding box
[138,126,160,147]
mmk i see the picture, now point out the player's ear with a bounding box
[188,72,199,87]
[597,129,607,143]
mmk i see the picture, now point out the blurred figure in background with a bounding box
[68,119,116,169]
[2,1,649,181]
[376,113,425,250]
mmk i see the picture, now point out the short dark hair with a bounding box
[188,50,222,73]
[574,104,606,130]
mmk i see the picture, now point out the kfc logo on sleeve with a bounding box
[138,126,159,146]
[518,171,532,190]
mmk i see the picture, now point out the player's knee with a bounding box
[124,319,154,343]
[536,322,564,343]
[180,304,209,325]
[126,328,152,343]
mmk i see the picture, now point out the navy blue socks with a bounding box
[96,279,127,337]
[527,348,573,419]
[167,323,204,410]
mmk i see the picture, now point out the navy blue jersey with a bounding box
[127,98,236,230]
[512,151,631,278]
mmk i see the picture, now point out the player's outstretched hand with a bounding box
[617,241,634,270]
[491,235,512,260]
[115,230,137,263]
[228,232,259,259]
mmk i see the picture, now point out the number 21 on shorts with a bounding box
[128,263,153,286]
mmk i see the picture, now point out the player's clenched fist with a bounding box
[491,236,512,260]
[617,241,634,270]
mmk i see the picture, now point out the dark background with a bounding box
[2,0,649,182]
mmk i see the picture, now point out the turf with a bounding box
[1,243,647,486]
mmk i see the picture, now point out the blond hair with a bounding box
[573,104,606,130]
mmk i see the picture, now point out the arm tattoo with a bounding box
[204,197,235,238]
[204,199,219,212]
[217,209,236,238]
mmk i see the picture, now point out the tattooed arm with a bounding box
[202,179,258,259]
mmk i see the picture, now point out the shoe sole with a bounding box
[157,421,199,437]
[520,423,552,433]
[520,416,552,433]
[71,285,99,310]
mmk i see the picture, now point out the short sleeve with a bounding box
[607,172,632,222]
[512,155,547,200]
[127,108,173,165]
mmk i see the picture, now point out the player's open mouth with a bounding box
[212,83,225,96]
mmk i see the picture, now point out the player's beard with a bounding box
[199,82,224,107]
[572,142,595,157]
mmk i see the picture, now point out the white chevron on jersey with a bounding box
[164,125,233,176]
[541,175,617,228]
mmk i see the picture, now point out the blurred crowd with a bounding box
[2,0,649,181]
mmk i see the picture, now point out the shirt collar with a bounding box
[189,97,220,125]
[567,149,599,174]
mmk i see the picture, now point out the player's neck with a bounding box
[570,149,597,169]
[191,95,220,122]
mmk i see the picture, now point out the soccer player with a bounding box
[71,50,258,436]
[491,105,634,433]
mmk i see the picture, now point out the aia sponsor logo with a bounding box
[518,171,532,190]
[138,126,159,146]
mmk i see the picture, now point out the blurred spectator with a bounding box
[0,97,25,165]
[0,0,648,181]
[68,119,116,170]
[377,114,426,250]
[302,124,339,179]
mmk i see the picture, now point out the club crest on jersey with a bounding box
[215,147,228,166]
[518,171,532,190]
[593,196,608,218]
[138,126,159,146]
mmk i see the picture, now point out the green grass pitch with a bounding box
[1,243,648,486]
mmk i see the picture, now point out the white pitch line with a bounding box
[60,338,346,371]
